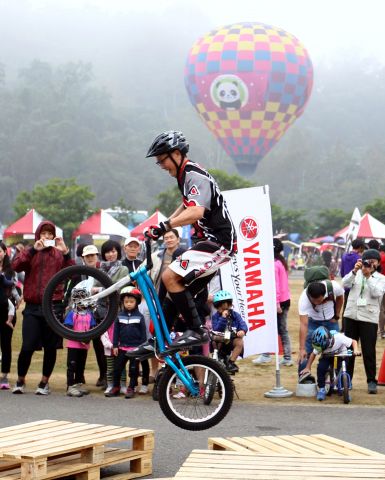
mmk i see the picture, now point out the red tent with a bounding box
[72,210,130,239]
[3,209,63,239]
[334,212,385,240]
[130,211,167,241]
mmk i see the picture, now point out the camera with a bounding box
[43,239,55,247]
[362,260,371,268]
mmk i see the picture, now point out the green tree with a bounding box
[313,208,351,237]
[109,197,136,226]
[152,169,254,216]
[271,204,312,238]
[13,178,95,242]
[364,198,385,223]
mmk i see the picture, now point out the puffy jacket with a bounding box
[113,307,147,348]
[11,221,74,304]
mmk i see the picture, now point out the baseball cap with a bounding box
[82,245,99,256]
[124,237,141,247]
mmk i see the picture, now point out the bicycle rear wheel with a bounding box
[42,265,119,342]
[342,373,350,404]
[158,355,233,430]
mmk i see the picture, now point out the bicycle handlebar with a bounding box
[323,351,361,358]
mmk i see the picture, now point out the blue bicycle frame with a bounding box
[131,266,200,396]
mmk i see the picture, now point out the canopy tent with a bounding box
[130,211,168,241]
[3,209,63,239]
[72,209,130,239]
[334,212,385,240]
[308,235,335,244]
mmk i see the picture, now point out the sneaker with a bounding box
[317,387,326,401]
[173,390,186,399]
[280,358,294,367]
[166,328,209,351]
[12,382,25,394]
[76,384,90,395]
[120,385,127,395]
[226,360,239,373]
[35,383,50,395]
[368,381,378,394]
[124,387,135,399]
[96,376,107,388]
[382,333,385,339]
[138,385,149,395]
[104,384,113,394]
[0,376,10,390]
[66,385,83,397]
[125,338,156,359]
[105,386,120,397]
[252,354,272,365]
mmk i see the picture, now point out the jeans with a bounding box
[278,306,292,360]
[298,318,340,373]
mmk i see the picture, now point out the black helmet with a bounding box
[146,131,189,158]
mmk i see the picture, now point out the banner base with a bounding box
[264,386,293,398]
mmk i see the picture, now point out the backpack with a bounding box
[304,265,336,312]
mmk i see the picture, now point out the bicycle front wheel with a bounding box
[42,265,119,342]
[342,373,350,404]
[158,355,233,431]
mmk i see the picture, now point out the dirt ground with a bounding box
[7,275,385,406]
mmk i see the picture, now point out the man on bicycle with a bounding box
[128,130,237,357]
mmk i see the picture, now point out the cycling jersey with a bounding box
[177,160,237,253]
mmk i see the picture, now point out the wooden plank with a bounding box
[1,428,153,459]
[0,448,153,480]
[174,450,385,479]
[311,434,385,457]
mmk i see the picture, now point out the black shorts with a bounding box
[21,303,63,351]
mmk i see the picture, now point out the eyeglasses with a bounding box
[156,155,170,166]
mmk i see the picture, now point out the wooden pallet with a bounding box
[174,449,385,479]
[0,419,154,479]
[208,433,385,458]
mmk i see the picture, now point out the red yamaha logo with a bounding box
[239,217,259,240]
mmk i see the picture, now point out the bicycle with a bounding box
[42,239,233,430]
[322,351,360,404]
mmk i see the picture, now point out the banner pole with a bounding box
[264,332,293,398]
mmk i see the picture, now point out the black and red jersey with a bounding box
[177,160,237,252]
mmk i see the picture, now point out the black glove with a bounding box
[144,221,170,240]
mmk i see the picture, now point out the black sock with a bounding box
[169,290,202,330]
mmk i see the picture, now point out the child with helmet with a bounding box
[105,287,147,399]
[64,284,97,397]
[300,326,359,401]
[211,290,248,373]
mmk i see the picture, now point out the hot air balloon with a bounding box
[184,22,313,175]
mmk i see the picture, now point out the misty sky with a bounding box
[1,0,383,71]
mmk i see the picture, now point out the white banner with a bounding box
[345,207,361,252]
[221,186,277,357]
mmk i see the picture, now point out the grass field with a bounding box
[4,275,385,405]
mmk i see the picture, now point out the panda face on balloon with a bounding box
[210,75,248,110]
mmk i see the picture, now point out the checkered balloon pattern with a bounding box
[184,22,313,175]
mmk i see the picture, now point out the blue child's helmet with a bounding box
[311,326,331,351]
[213,290,233,307]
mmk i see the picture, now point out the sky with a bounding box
[1,0,384,66]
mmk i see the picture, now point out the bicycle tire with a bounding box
[342,373,350,404]
[158,355,233,431]
[42,265,119,342]
[203,371,217,406]
[325,369,332,396]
